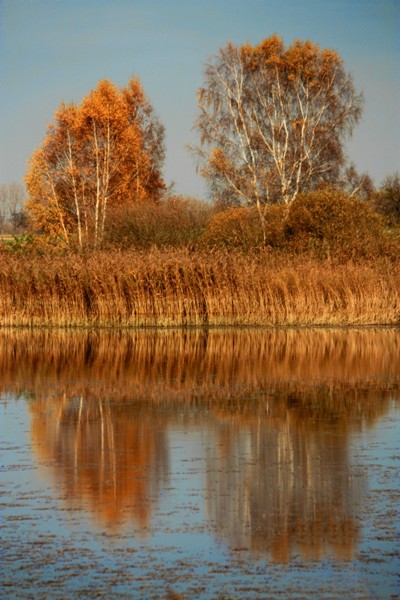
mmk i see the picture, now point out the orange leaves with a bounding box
[25,77,166,249]
[209,148,230,174]
[195,35,363,211]
[123,76,146,118]
[290,119,306,131]
[241,34,284,70]
[259,34,284,58]
[242,36,342,88]
[79,80,129,135]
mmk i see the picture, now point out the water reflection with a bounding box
[1,328,399,561]
[30,395,169,532]
[205,406,363,562]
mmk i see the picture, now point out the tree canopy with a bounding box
[25,77,165,248]
[193,35,363,216]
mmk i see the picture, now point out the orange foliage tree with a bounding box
[193,35,363,239]
[25,78,165,248]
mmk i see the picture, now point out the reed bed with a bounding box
[0,249,399,326]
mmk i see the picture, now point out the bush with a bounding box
[261,205,287,248]
[104,196,213,249]
[202,206,263,250]
[372,173,400,226]
[285,187,389,259]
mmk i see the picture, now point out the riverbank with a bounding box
[1,249,399,327]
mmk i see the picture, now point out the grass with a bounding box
[0,248,399,327]
[0,234,14,243]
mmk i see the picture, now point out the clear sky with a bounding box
[1,0,399,198]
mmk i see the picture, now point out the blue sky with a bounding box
[1,0,399,198]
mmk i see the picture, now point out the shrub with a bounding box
[202,206,263,250]
[285,187,389,259]
[372,173,400,226]
[261,204,287,248]
[202,204,287,250]
[104,195,213,249]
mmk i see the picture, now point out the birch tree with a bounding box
[25,78,165,248]
[193,35,363,236]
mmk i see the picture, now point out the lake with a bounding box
[1,328,399,599]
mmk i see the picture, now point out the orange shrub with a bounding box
[261,204,287,248]
[285,187,389,259]
[203,206,263,249]
[105,195,213,248]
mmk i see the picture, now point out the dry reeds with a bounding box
[0,249,399,327]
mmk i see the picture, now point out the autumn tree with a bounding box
[25,78,165,248]
[193,35,363,238]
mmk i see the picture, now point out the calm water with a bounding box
[1,328,399,599]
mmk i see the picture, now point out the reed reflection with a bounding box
[1,328,399,556]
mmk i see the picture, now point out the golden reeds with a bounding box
[0,249,399,326]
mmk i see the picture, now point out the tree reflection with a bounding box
[205,397,365,562]
[1,328,398,556]
[30,395,169,532]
